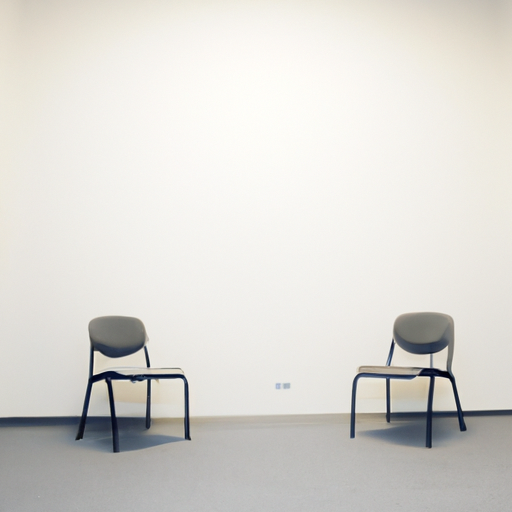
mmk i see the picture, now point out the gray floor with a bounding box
[1,412,512,511]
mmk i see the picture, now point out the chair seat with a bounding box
[98,367,185,379]
[357,365,423,376]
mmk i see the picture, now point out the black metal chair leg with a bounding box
[449,375,467,432]
[426,376,435,448]
[145,380,151,429]
[76,380,93,440]
[106,378,119,453]
[385,378,391,423]
[350,376,360,439]
[183,377,191,440]
[144,346,152,430]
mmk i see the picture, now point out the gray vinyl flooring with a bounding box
[1,412,511,512]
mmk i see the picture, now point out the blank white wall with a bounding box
[1,0,512,418]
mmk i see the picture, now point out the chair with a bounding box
[350,312,466,448]
[76,316,191,452]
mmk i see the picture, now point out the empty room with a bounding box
[1,0,512,510]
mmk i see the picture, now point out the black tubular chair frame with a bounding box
[350,313,467,448]
[76,319,190,453]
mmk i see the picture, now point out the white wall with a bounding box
[1,0,512,418]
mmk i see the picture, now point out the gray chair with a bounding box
[350,312,466,447]
[76,316,190,452]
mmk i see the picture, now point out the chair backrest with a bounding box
[89,316,148,358]
[393,312,455,373]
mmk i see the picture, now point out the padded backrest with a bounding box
[393,312,454,371]
[89,316,148,358]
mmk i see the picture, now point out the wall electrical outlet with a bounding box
[283,383,291,389]
[275,383,290,390]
